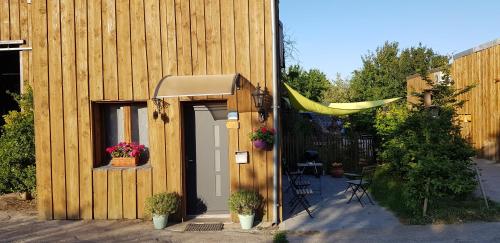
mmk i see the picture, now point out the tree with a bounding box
[376,68,476,217]
[322,73,352,103]
[350,41,448,101]
[347,42,448,134]
[282,64,330,102]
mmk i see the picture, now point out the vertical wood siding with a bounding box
[33,0,280,221]
[407,46,500,162]
[0,0,32,86]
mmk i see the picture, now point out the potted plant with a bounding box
[228,190,262,230]
[249,127,275,150]
[330,162,344,177]
[145,192,180,230]
[106,142,146,167]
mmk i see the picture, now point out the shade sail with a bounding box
[153,74,239,98]
[283,83,401,115]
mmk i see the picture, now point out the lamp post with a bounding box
[251,83,268,123]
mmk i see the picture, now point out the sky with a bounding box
[280,0,500,80]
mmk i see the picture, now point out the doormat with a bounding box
[184,223,224,232]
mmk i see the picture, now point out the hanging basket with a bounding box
[253,140,272,151]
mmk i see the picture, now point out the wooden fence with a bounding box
[282,133,376,173]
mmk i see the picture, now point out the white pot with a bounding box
[238,214,255,230]
[152,214,169,230]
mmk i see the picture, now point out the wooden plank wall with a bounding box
[407,45,500,162]
[452,46,500,162]
[33,0,279,221]
[0,0,32,87]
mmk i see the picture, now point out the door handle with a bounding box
[188,159,195,163]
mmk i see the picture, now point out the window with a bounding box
[0,50,21,131]
[92,102,149,167]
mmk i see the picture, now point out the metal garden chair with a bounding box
[285,168,314,218]
[345,165,376,207]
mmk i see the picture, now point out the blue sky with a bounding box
[280,0,500,79]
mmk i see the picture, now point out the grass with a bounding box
[371,165,500,225]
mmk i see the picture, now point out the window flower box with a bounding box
[106,142,145,167]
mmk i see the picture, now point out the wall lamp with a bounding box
[251,83,270,123]
[151,98,168,121]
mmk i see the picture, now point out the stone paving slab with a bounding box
[280,175,401,232]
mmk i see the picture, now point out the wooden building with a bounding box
[27,0,282,221]
[407,39,500,162]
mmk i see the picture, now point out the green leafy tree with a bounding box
[376,68,477,217]
[0,85,36,194]
[282,64,330,102]
[322,73,352,103]
[348,42,448,134]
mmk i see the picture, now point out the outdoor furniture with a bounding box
[346,165,376,207]
[296,162,323,196]
[283,159,310,193]
[285,169,314,218]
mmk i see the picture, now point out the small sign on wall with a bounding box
[235,151,249,164]
[227,111,238,120]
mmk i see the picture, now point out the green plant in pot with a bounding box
[228,190,262,230]
[146,192,180,229]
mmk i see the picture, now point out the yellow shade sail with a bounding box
[283,83,401,115]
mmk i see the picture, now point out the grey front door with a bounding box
[184,103,229,215]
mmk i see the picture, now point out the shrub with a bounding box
[0,86,36,195]
[375,68,477,217]
[145,192,180,215]
[273,231,289,243]
[228,190,262,215]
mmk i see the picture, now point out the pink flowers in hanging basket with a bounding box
[106,142,146,158]
[249,127,275,150]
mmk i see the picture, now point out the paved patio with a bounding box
[280,175,401,232]
[474,158,500,202]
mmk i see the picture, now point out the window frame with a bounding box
[92,100,149,167]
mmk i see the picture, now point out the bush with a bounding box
[0,86,36,195]
[145,192,180,215]
[374,69,477,218]
[228,190,262,215]
[273,231,289,243]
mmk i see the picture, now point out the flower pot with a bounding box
[111,157,138,167]
[330,167,344,178]
[238,214,255,230]
[253,140,272,150]
[17,192,31,200]
[152,214,169,229]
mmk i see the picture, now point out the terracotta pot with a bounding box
[253,140,271,150]
[111,157,138,167]
[330,166,344,178]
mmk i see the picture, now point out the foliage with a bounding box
[106,142,146,158]
[375,68,477,218]
[273,231,289,243]
[249,127,275,145]
[348,42,448,134]
[372,165,500,224]
[322,73,353,103]
[0,86,36,195]
[375,102,409,141]
[282,65,331,102]
[228,190,263,215]
[146,192,180,215]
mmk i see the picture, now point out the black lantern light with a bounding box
[152,98,168,121]
[251,83,268,123]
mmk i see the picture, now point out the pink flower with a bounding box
[106,147,115,154]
